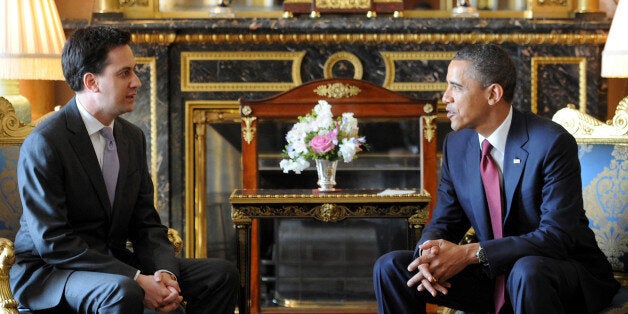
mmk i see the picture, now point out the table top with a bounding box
[229,188,431,204]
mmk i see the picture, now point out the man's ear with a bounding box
[487,83,504,106]
[83,73,99,92]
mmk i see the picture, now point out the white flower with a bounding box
[338,137,365,163]
[280,157,310,174]
[339,112,359,138]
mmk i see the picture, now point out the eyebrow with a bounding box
[448,80,463,88]
[115,65,136,75]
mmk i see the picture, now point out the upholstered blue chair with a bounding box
[0,97,41,314]
[553,98,628,313]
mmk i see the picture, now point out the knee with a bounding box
[374,250,412,278]
[508,256,553,290]
[107,276,144,303]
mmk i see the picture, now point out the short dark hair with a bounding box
[453,44,517,104]
[62,26,132,92]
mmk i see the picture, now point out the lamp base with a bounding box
[0,80,31,123]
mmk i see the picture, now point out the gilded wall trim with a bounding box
[530,56,587,114]
[180,51,306,92]
[381,51,456,91]
[131,33,176,45]
[135,57,159,206]
[171,33,606,45]
[323,51,364,80]
[184,100,241,257]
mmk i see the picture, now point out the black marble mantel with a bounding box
[63,17,611,258]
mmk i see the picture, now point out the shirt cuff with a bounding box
[133,270,140,280]
[156,269,177,281]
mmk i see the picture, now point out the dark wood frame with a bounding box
[236,78,438,313]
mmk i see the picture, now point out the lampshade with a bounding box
[601,0,628,78]
[0,0,66,81]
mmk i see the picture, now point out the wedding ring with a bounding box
[432,277,438,283]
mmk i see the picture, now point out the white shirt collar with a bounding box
[478,106,513,155]
[76,95,114,133]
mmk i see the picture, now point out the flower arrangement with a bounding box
[279,100,366,174]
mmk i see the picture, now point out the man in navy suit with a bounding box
[10,26,239,313]
[373,44,619,313]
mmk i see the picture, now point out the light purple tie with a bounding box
[480,139,505,313]
[100,127,119,207]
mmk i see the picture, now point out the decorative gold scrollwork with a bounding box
[422,115,436,143]
[241,105,252,116]
[242,117,257,144]
[314,83,362,99]
[231,209,253,225]
[315,0,371,9]
[408,209,429,227]
[423,103,434,114]
[312,203,349,222]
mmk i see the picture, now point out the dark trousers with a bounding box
[373,250,604,314]
[29,258,239,314]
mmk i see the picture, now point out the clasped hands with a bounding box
[406,239,477,297]
[137,271,183,312]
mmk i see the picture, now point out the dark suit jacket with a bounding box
[10,98,178,310]
[417,109,619,311]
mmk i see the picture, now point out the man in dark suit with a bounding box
[373,44,619,313]
[10,26,239,313]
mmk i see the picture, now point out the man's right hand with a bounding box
[136,273,182,312]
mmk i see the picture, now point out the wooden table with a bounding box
[230,188,430,314]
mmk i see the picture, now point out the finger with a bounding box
[420,278,437,297]
[407,258,423,271]
[417,240,432,250]
[406,271,425,287]
[429,245,439,255]
[433,282,449,295]
[162,287,180,304]
[153,271,163,282]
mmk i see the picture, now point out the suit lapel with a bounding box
[502,110,529,228]
[64,99,112,218]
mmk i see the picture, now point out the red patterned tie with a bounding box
[480,139,505,313]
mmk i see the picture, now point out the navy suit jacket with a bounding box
[418,109,618,311]
[10,98,178,310]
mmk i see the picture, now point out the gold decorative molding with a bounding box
[422,115,436,143]
[231,203,422,221]
[531,57,586,114]
[315,0,371,9]
[184,101,241,257]
[173,33,606,45]
[312,203,350,222]
[313,83,362,98]
[0,97,34,143]
[131,33,176,45]
[323,51,364,80]
[242,117,257,144]
[552,98,628,141]
[180,51,306,92]
[381,51,456,92]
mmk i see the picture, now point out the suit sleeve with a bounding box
[125,129,180,278]
[482,131,585,276]
[416,134,472,257]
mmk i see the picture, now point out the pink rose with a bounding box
[309,132,336,154]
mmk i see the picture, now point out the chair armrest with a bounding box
[0,237,18,313]
[167,228,184,256]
